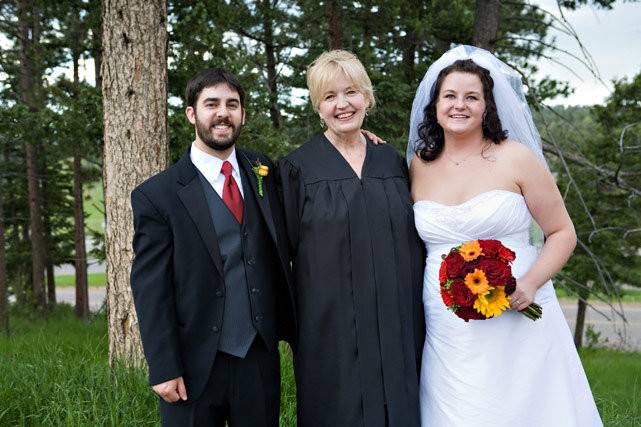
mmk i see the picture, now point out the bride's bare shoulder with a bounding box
[493,139,539,164]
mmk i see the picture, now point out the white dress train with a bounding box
[414,190,602,427]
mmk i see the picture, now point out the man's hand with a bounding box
[152,376,188,403]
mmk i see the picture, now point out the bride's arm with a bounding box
[508,143,577,311]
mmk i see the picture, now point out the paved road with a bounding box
[55,287,641,351]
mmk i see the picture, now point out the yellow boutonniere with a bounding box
[252,161,269,197]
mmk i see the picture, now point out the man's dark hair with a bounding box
[185,68,246,109]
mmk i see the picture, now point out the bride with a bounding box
[407,45,602,427]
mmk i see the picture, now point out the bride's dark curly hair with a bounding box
[416,59,508,162]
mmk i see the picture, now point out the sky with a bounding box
[534,0,641,106]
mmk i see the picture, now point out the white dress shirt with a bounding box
[190,142,245,199]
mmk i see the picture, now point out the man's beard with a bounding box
[195,115,242,152]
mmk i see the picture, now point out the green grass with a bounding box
[581,348,641,426]
[1,307,638,426]
[556,287,641,303]
[54,272,106,288]
[0,306,296,426]
[0,305,157,425]
[84,181,104,233]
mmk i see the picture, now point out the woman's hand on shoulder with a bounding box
[361,129,386,145]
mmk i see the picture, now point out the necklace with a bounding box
[443,143,489,166]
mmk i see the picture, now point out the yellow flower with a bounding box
[258,165,269,177]
[473,286,510,318]
[464,269,490,295]
[459,240,482,261]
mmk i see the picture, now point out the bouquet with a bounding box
[439,239,542,322]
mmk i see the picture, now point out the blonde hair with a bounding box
[306,50,375,112]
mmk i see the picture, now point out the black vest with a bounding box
[199,166,280,357]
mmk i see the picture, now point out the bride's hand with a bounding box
[510,281,537,312]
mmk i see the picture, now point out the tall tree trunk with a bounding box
[0,179,8,336]
[261,0,281,129]
[325,0,342,49]
[18,0,46,311]
[358,0,373,65]
[473,0,501,51]
[573,283,592,348]
[46,261,55,305]
[401,0,425,83]
[89,0,103,89]
[102,0,168,366]
[15,219,29,305]
[71,17,90,320]
[41,166,55,307]
[74,152,89,319]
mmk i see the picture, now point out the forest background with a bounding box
[0,0,640,425]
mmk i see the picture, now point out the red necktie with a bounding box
[221,161,244,224]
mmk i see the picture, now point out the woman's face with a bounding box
[318,72,369,137]
[435,72,486,137]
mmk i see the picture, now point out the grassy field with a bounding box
[1,306,639,426]
[555,286,641,303]
[54,272,106,287]
[84,181,104,234]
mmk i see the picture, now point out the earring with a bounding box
[320,118,325,128]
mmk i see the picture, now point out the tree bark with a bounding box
[325,0,342,49]
[573,282,592,348]
[102,0,168,366]
[261,0,282,129]
[74,151,89,319]
[46,261,56,306]
[41,165,55,308]
[401,0,426,82]
[18,0,47,311]
[89,0,103,90]
[71,15,90,320]
[0,179,8,336]
[473,0,501,52]
[574,297,587,348]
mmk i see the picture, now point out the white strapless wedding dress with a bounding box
[414,190,602,427]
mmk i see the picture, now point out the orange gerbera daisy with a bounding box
[464,268,490,294]
[459,240,483,261]
[473,286,510,318]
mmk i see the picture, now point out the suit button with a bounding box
[247,258,255,266]
[243,231,249,238]
[215,290,223,297]
[212,326,220,332]
[251,288,260,294]
[254,315,263,321]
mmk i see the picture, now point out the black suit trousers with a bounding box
[159,339,280,427]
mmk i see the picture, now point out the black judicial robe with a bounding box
[279,134,425,427]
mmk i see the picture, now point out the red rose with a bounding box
[504,276,517,295]
[479,240,501,257]
[440,285,452,307]
[450,280,476,308]
[498,245,516,262]
[478,258,513,286]
[444,252,465,278]
[456,307,487,322]
[439,261,447,284]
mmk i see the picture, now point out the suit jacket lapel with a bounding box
[237,149,278,244]
[176,152,224,277]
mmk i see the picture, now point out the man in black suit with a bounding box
[130,68,295,426]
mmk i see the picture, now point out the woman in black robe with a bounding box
[279,50,425,427]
